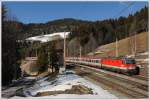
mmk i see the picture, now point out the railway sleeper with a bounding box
[75,68,146,98]
[77,64,148,86]
[87,75,146,98]
[79,67,148,97]
[82,66,148,91]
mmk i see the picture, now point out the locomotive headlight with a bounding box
[128,67,135,69]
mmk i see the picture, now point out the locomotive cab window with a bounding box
[124,59,136,64]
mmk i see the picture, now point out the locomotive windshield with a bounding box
[124,58,136,64]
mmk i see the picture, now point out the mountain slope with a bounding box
[88,32,148,58]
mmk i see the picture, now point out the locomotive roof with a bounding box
[102,57,135,60]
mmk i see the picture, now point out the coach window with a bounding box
[96,60,98,63]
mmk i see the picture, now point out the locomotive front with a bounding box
[122,58,139,75]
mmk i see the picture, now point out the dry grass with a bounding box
[35,85,93,97]
[89,32,148,58]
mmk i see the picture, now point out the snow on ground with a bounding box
[13,70,118,99]
[25,76,37,80]
[13,94,117,99]
[136,58,149,62]
[137,52,148,56]
[26,32,70,43]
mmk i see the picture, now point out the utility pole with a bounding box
[113,2,135,58]
[79,45,82,58]
[66,47,69,57]
[115,32,119,57]
[134,32,136,56]
[48,49,51,72]
[134,15,137,56]
[64,32,66,68]
[35,43,38,57]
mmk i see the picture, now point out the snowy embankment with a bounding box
[12,70,118,99]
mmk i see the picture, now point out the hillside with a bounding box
[88,32,148,58]
[16,6,148,42]
[17,18,91,40]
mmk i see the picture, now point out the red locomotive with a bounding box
[101,58,139,75]
[66,57,139,75]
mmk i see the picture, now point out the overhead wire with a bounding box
[114,2,135,18]
[113,2,136,57]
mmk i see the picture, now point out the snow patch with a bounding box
[22,70,118,98]
[26,32,70,43]
[137,52,149,56]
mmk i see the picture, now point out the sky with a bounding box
[3,1,148,24]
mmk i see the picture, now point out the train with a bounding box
[66,57,140,75]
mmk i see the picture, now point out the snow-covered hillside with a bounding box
[26,32,70,43]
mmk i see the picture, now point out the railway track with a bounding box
[132,75,148,81]
[73,64,149,98]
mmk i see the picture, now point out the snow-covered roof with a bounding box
[26,32,70,43]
